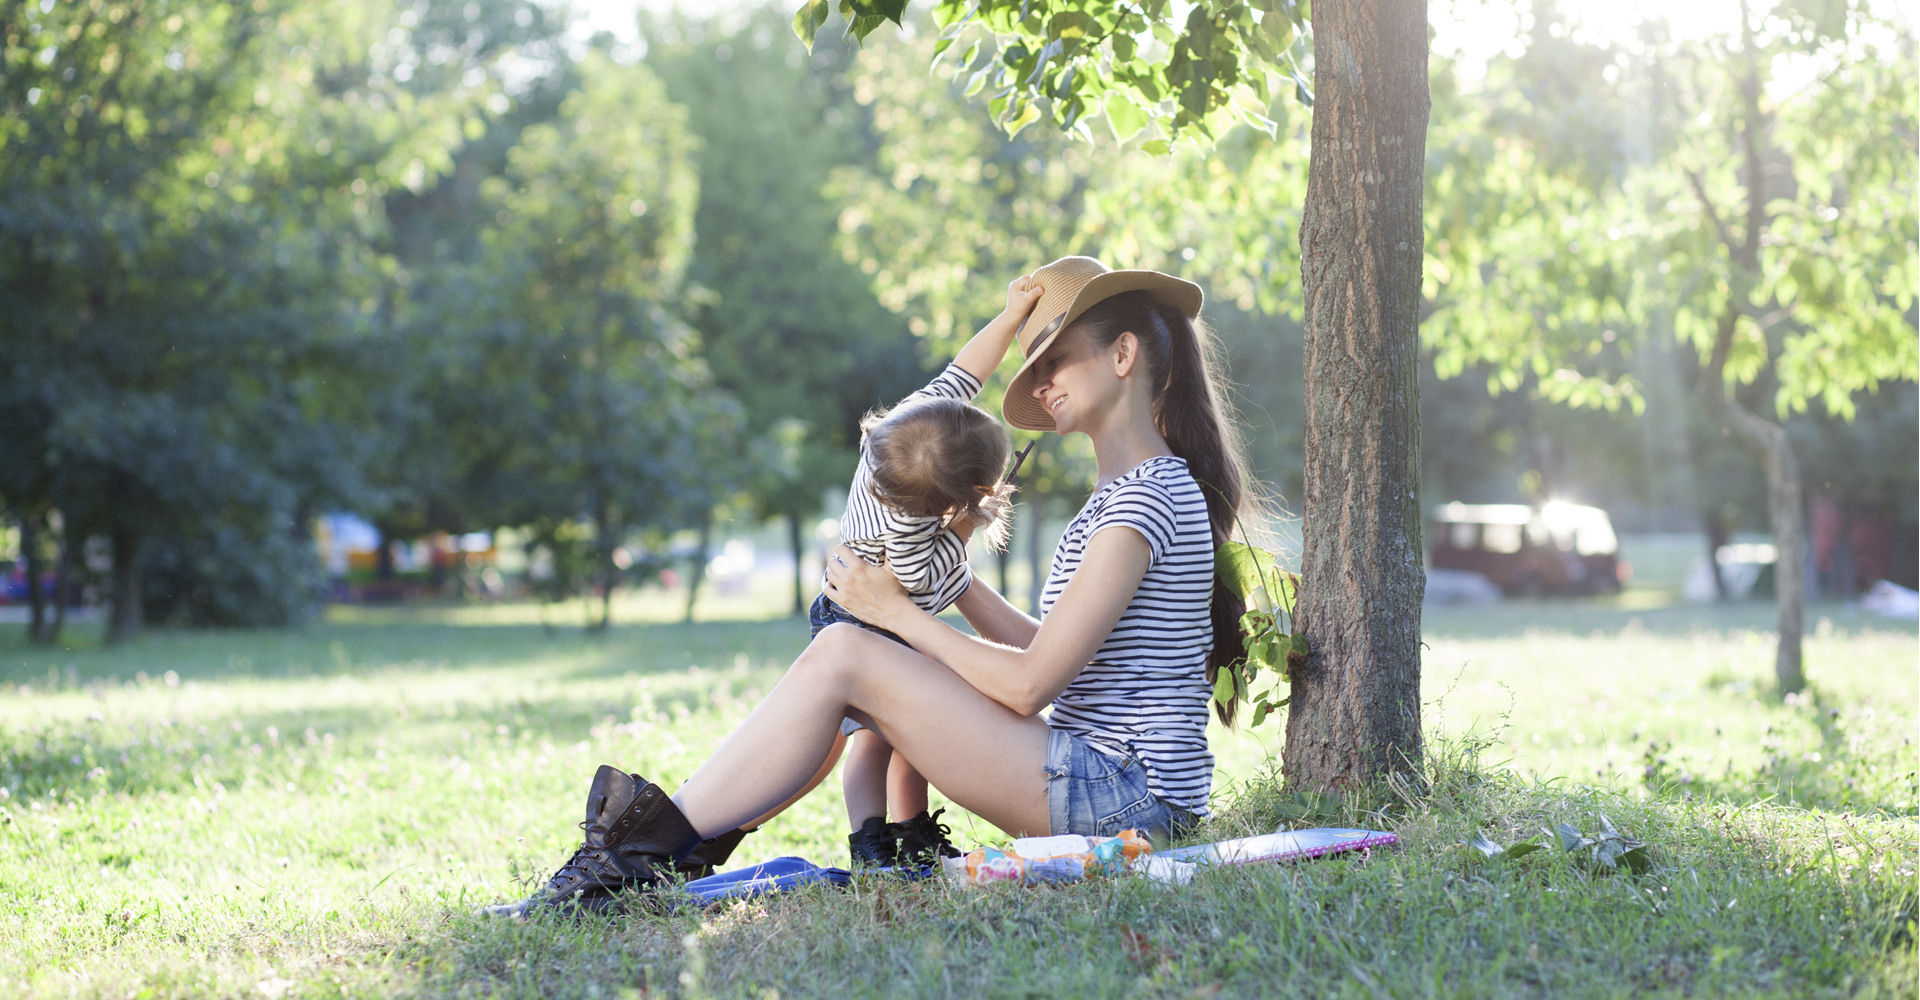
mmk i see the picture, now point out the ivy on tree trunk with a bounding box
[1284,0,1429,791]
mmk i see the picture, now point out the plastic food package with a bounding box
[952,829,1153,887]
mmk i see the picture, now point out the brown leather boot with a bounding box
[676,826,755,881]
[484,764,701,918]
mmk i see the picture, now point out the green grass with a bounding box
[0,602,1913,998]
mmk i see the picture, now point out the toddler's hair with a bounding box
[862,397,1016,550]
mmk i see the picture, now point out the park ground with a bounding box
[0,596,1913,999]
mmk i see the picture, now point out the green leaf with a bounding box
[1216,541,1280,605]
[1250,701,1269,727]
[932,0,976,30]
[1555,823,1590,853]
[964,65,995,96]
[1261,10,1294,54]
[1025,38,1064,87]
[1288,632,1309,659]
[1619,845,1652,876]
[1469,832,1545,863]
[791,0,831,50]
[1104,92,1149,141]
[1003,100,1041,137]
[1112,32,1136,62]
[1141,138,1170,156]
[1049,10,1094,39]
[1211,668,1235,706]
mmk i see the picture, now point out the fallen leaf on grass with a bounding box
[1120,924,1172,968]
[1465,830,1545,864]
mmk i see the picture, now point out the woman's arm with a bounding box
[825,528,1150,717]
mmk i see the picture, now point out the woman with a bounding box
[490,256,1248,916]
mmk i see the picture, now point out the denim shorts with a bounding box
[1045,728,1197,845]
[809,594,909,736]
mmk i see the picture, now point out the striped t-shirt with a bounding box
[1043,455,1216,815]
[832,363,982,614]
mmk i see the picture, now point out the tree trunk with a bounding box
[592,505,614,632]
[1704,385,1806,694]
[1283,0,1430,791]
[1704,510,1731,600]
[789,510,806,617]
[684,516,712,624]
[1688,14,1804,696]
[21,510,47,644]
[47,514,67,644]
[107,521,143,643]
[1026,496,1044,615]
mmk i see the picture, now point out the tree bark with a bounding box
[48,514,67,644]
[1700,367,1806,693]
[21,510,47,644]
[1704,510,1731,600]
[684,516,712,624]
[107,520,143,643]
[1026,494,1045,616]
[1283,0,1429,790]
[789,510,806,617]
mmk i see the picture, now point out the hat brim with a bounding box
[1002,270,1203,432]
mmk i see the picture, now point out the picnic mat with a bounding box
[1154,827,1397,866]
[681,856,852,904]
[679,827,1396,901]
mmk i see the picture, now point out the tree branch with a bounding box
[1688,170,1740,256]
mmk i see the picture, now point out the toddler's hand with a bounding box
[1003,275,1045,322]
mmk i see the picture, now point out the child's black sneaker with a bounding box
[847,816,897,868]
[891,808,962,867]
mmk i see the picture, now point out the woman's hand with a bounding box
[823,545,915,629]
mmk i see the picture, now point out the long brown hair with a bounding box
[1072,290,1252,724]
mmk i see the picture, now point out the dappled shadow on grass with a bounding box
[383,738,1919,1000]
[0,627,799,804]
[0,619,812,688]
[1642,681,1920,819]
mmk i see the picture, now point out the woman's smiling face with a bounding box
[1027,323,1123,435]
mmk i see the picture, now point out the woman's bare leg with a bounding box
[670,624,1052,838]
[841,728,892,825]
[736,729,846,831]
[886,752,929,819]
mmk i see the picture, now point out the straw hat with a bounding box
[1002,256,1203,431]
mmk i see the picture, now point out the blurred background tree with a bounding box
[0,0,1910,662]
[644,10,924,617]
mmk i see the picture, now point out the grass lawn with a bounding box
[0,599,1913,998]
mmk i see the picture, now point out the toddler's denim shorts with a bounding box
[1045,728,1197,846]
[808,593,909,736]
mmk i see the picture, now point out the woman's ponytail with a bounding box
[1074,291,1251,724]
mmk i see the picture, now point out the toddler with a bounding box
[812,278,1042,868]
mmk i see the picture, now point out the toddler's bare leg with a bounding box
[842,728,894,826]
[887,750,930,819]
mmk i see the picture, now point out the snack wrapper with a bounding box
[955,830,1154,887]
